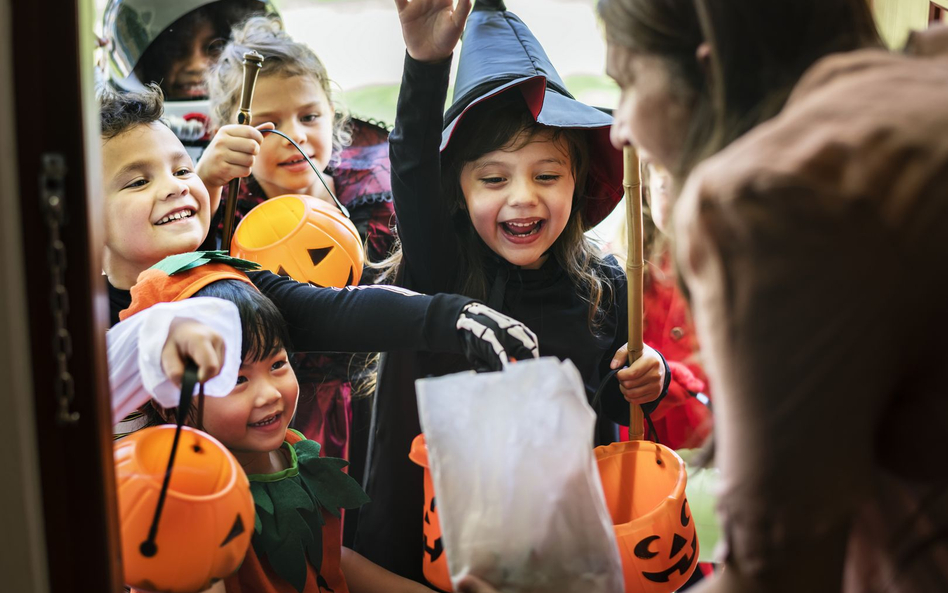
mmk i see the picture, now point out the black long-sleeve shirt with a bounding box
[108,270,473,355]
[353,54,667,582]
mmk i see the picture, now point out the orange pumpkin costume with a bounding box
[224,429,368,593]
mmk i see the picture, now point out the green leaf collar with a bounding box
[248,431,370,593]
[150,250,261,275]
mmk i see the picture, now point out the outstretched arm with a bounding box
[250,271,537,369]
[389,0,472,294]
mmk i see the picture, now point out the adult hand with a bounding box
[456,302,539,372]
[395,0,473,63]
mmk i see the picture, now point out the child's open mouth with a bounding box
[248,412,282,429]
[278,156,315,171]
[501,219,544,237]
[155,209,195,225]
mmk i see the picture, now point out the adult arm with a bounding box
[675,174,900,592]
[389,54,461,293]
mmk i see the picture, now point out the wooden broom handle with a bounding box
[624,146,646,440]
[220,51,264,252]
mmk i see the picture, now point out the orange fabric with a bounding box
[224,430,349,593]
[119,263,257,321]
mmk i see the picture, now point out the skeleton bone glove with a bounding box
[456,302,539,372]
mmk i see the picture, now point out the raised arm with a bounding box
[249,271,538,367]
[390,0,472,293]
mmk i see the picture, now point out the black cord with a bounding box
[259,128,350,218]
[139,361,199,558]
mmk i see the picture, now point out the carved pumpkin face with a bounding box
[231,194,364,288]
[409,434,452,592]
[595,440,699,593]
[115,426,255,593]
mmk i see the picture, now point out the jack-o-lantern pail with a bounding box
[115,426,255,593]
[594,441,698,593]
[408,434,452,592]
[231,194,364,288]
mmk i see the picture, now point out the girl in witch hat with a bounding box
[354,0,671,580]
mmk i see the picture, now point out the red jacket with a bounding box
[622,258,713,450]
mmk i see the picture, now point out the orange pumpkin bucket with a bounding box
[231,194,364,288]
[595,441,698,592]
[115,426,255,593]
[408,433,452,592]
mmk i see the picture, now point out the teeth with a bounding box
[156,210,194,225]
[249,414,279,427]
[503,220,542,236]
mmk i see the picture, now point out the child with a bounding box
[98,85,539,436]
[113,257,439,593]
[352,0,670,580]
[196,17,398,468]
[102,0,277,163]
[104,0,275,100]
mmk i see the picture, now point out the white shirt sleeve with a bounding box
[108,297,242,424]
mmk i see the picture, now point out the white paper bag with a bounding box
[416,357,625,593]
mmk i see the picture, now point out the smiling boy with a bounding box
[100,89,217,290]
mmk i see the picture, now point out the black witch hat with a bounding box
[441,0,622,227]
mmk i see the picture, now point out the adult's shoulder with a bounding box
[676,44,948,249]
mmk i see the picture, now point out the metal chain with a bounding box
[41,153,79,425]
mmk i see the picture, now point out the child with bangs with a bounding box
[112,259,439,593]
[352,0,671,581]
[196,16,398,472]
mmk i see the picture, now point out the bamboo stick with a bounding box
[624,146,645,440]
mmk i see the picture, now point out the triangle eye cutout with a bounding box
[220,514,245,547]
[669,533,687,557]
[276,266,290,277]
[308,247,333,266]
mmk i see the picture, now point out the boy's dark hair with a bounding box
[99,84,165,140]
[193,279,292,362]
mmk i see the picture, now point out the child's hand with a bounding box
[196,122,275,211]
[161,318,227,386]
[610,343,666,404]
[395,0,473,63]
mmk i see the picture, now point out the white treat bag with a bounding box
[416,357,624,593]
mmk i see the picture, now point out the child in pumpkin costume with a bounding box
[117,253,437,593]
